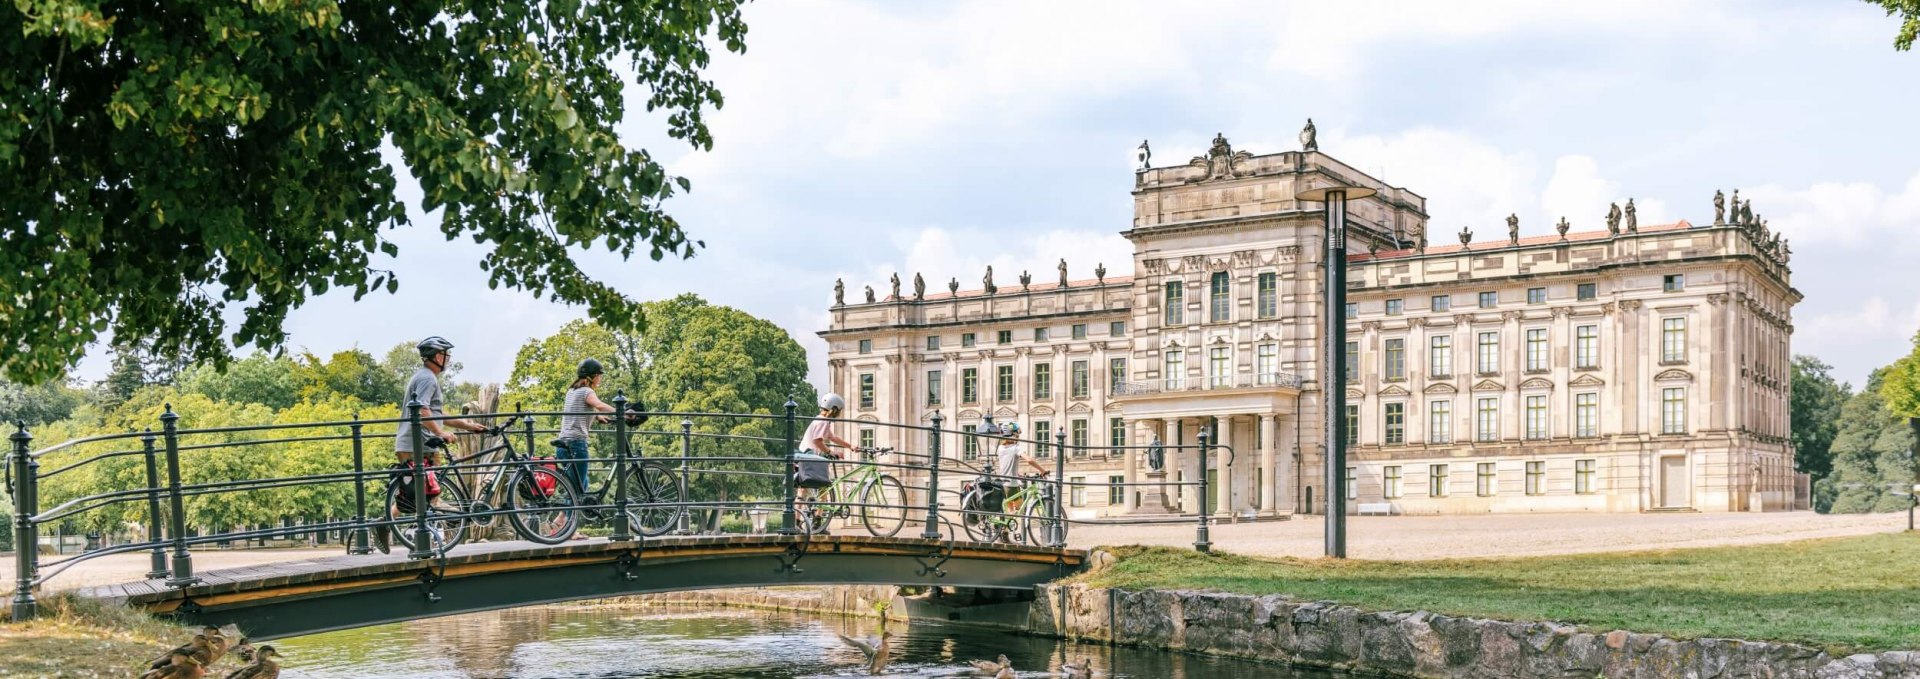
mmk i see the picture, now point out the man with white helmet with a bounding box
[375,335,489,554]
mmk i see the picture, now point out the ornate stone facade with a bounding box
[822,134,1801,517]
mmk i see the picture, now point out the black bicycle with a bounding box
[547,434,686,538]
[386,415,580,553]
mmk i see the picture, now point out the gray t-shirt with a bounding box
[394,367,446,452]
[559,386,596,441]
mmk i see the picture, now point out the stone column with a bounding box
[1260,413,1277,515]
[1216,415,1234,517]
[1177,418,1198,514]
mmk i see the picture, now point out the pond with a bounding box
[274,602,1341,678]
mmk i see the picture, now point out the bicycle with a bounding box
[385,416,579,553]
[546,435,685,538]
[795,447,909,537]
[959,472,1065,546]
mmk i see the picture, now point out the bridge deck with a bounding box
[74,534,1086,639]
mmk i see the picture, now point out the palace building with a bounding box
[820,127,1802,518]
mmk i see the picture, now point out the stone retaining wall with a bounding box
[1030,583,1920,679]
[605,586,905,621]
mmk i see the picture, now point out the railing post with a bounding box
[610,392,633,542]
[346,414,371,555]
[780,394,797,535]
[920,411,945,540]
[160,406,200,585]
[1053,429,1068,548]
[10,422,38,621]
[677,418,694,535]
[1195,426,1213,553]
[519,402,535,489]
[404,399,433,560]
[138,428,171,578]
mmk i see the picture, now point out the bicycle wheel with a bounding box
[390,469,471,553]
[859,475,908,538]
[624,461,685,538]
[506,466,580,544]
[960,488,1003,543]
[1024,494,1066,547]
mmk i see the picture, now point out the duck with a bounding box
[138,655,206,679]
[230,637,256,664]
[201,626,233,664]
[223,645,282,679]
[966,654,1012,675]
[147,633,213,671]
[1060,657,1094,678]
[836,630,893,675]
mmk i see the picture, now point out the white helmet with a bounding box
[819,393,846,411]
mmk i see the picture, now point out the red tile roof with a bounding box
[1348,221,1695,262]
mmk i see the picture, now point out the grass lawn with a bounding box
[0,594,239,678]
[1074,532,1920,655]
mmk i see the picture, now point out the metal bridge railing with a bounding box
[4,395,1232,622]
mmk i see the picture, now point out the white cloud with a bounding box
[1746,173,1920,247]
[1326,127,1538,234]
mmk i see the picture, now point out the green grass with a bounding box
[1074,532,1920,655]
[0,593,214,678]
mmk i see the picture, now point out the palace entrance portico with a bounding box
[1112,375,1304,519]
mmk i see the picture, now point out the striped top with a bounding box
[559,386,596,441]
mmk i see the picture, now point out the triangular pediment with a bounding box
[1345,387,1365,400]
[1105,402,1123,412]
[1066,402,1093,414]
[1030,405,1056,416]
[958,409,982,420]
[1473,379,1504,392]
[994,406,1019,419]
[1569,374,1606,387]
[1423,383,1458,394]
[1519,377,1554,391]
[1379,384,1409,396]
[1654,368,1693,382]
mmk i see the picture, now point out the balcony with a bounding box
[1114,372,1306,396]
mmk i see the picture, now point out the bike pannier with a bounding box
[793,452,834,489]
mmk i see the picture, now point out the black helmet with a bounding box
[577,358,605,379]
[416,336,454,358]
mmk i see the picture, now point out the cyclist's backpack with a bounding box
[792,452,834,489]
[529,457,561,497]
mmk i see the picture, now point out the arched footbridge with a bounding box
[74,535,1084,640]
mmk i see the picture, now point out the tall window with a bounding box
[1071,419,1089,452]
[1525,328,1548,372]
[1163,350,1184,389]
[1346,466,1358,500]
[1035,420,1052,456]
[1384,403,1406,444]
[1109,417,1126,456]
[962,425,979,459]
[1069,476,1085,507]
[1032,363,1052,400]
[1577,283,1597,301]
[1429,400,1452,444]
[859,373,875,408]
[858,339,871,354]
[1525,461,1545,495]
[1345,341,1359,381]
[1476,397,1499,442]
[996,365,1015,402]
[1662,318,1687,363]
[1527,287,1545,305]
[1209,271,1231,322]
[1109,475,1126,506]
[1478,291,1497,308]
[1432,295,1451,312]
[1344,404,1359,447]
[1662,387,1687,434]
[1109,357,1127,393]
[997,330,1012,345]
[1525,395,1548,440]
[1386,299,1403,316]
[1071,323,1087,340]
[1384,338,1406,380]
[1110,321,1127,337]
[1430,336,1452,377]
[926,370,943,406]
[1384,466,1403,499]
[1477,332,1500,374]
[1071,360,1091,399]
[1164,281,1185,325]
[961,368,978,403]
[927,336,941,350]
[1257,272,1278,318]
[1208,347,1230,388]
[1256,344,1277,383]
[1575,459,1596,494]
[1476,462,1496,497]
[1575,393,1598,437]
[1575,325,1599,369]
[1428,464,1449,497]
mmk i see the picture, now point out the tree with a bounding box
[1816,369,1918,513]
[0,1,749,385]
[0,377,82,427]
[176,352,302,411]
[291,349,400,406]
[94,339,188,411]
[504,319,624,416]
[1868,0,1920,50]
[1790,355,1849,481]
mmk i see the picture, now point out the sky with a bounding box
[71,0,1920,393]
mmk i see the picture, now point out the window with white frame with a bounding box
[1478,291,1497,308]
[1163,350,1184,389]
[1525,395,1548,440]
[1663,274,1685,292]
[1430,336,1452,377]
[1525,328,1548,372]
[1384,402,1406,444]
[1384,338,1406,380]
[1429,464,1449,497]
[1527,287,1545,304]
[860,373,876,409]
[1575,392,1598,437]
[1208,347,1230,388]
[962,425,979,459]
[1386,298,1403,316]
[1109,417,1125,456]
[1034,420,1052,456]
[1109,357,1127,393]
[1210,272,1231,322]
[1110,321,1127,336]
[997,329,1012,345]
[858,339,872,354]
[1477,462,1496,496]
[1164,282,1185,325]
[1662,318,1687,363]
[1032,363,1052,399]
[926,370,943,406]
[1345,404,1359,447]
[1071,418,1089,452]
[1108,475,1125,506]
[996,365,1014,402]
[1575,325,1599,369]
[1072,323,1087,340]
[1525,460,1545,495]
[961,368,978,403]
[1257,343,1277,383]
[1575,459,1596,494]
[1384,465,1403,498]
[1345,341,1359,381]
[1476,397,1499,442]
[1069,476,1085,507]
[1662,387,1687,434]
[927,336,941,350]
[1346,466,1358,500]
[859,428,875,449]
[1432,295,1451,312]
[1429,400,1452,443]
[962,332,976,348]
[1477,332,1500,374]
[1034,327,1049,342]
[1257,272,1278,318]
[1071,360,1090,399]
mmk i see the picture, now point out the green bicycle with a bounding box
[796,446,909,537]
[960,472,1064,546]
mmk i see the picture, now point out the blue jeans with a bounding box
[556,438,590,496]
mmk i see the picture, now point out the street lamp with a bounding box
[1296,183,1376,559]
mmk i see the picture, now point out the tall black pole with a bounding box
[141,429,172,577]
[10,422,37,621]
[1298,183,1374,559]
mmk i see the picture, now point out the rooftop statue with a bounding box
[833,278,844,306]
[1299,118,1318,152]
[1019,270,1031,291]
[983,266,996,295]
[1557,216,1571,239]
[1624,198,1637,233]
[1508,213,1520,245]
[863,285,874,304]
[1095,262,1107,285]
[1606,202,1621,234]
[1713,189,1726,225]
[1136,139,1152,171]
[1459,226,1473,248]
[1058,258,1069,287]
[913,273,925,300]
[890,272,900,300]
[949,277,959,295]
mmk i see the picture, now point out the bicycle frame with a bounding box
[808,450,889,514]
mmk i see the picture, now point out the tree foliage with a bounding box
[291,348,401,406]
[1817,369,1918,513]
[1868,0,1920,51]
[0,377,82,426]
[176,351,302,411]
[1790,355,1849,481]
[0,0,749,385]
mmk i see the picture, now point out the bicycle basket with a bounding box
[792,452,834,489]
